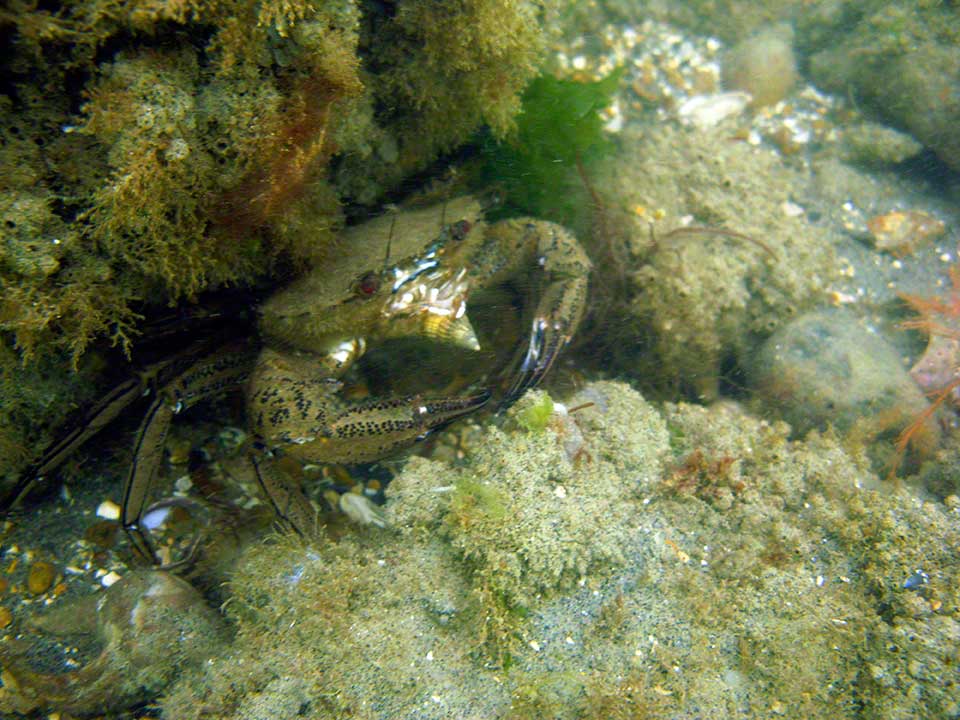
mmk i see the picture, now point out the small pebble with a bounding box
[166,437,193,465]
[96,500,121,521]
[867,210,945,256]
[27,560,56,595]
[722,24,796,107]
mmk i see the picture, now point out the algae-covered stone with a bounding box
[802,2,960,172]
[1,570,226,717]
[163,532,504,720]
[721,23,797,108]
[841,121,923,167]
[440,381,668,606]
[596,121,837,400]
[388,381,671,611]
[750,308,939,471]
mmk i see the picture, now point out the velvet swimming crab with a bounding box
[23,196,591,564]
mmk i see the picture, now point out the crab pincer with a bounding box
[497,221,591,409]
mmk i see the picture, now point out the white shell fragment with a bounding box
[142,505,172,531]
[678,92,751,130]
[781,200,805,218]
[96,500,121,521]
[339,492,388,528]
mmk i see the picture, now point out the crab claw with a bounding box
[500,267,588,410]
[324,390,492,459]
[252,389,490,537]
[501,317,569,408]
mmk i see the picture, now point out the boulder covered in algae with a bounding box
[590,119,838,401]
[0,0,548,491]
[0,570,227,716]
[749,308,940,474]
[158,381,960,719]
[800,1,960,173]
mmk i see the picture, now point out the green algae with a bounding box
[513,389,556,433]
[450,477,509,523]
[477,67,623,227]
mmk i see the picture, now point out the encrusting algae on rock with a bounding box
[149,381,960,719]
[0,570,226,716]
[441,385,669,608]
[0,0,548,493]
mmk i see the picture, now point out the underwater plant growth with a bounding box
[0,0,548,491]
[476,67,623,228]
[3,3,960,719]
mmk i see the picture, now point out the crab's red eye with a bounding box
[450,219,471,241]
[356,272,380,296]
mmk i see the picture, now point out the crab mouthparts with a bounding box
[384,268,480,351]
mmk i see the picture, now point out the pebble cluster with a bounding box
[549,18,953,293]
[551,20,838,159]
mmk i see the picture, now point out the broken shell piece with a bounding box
[677,92,751,130]
[867,210,945,256]
[340,492,388,528]
[99,570,122,588]
[95,500,120,521]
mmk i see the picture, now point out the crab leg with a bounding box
[122,343,256,565]
[3,333,251,515]
[4,345,211,513]
[248,347,489,535]
[3,377,143,514]
[249,450,320,536]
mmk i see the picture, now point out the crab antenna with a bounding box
[383,204,398,270]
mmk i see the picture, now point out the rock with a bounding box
[0,570,226,716]
[26,560,55,595]
[841,122,923,167]
[749,309,938,462]
[803,7,960,171]
[721,24,797,107]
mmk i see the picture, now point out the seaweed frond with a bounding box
[477,67,623,224]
